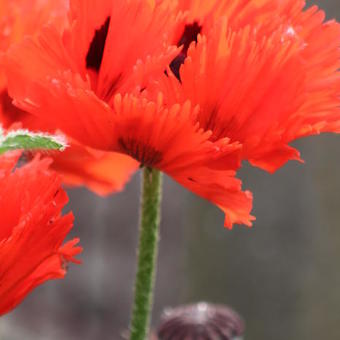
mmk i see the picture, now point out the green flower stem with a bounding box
[130,167,163,340]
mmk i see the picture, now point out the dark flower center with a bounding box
[118,138,163,167]
[178,22,202,53]
[170,22,202,80]
[86,16,111,72]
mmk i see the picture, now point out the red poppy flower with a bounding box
[3,0,254,228]
[7,0,338,227]
[161,0,340,172]
[0,0,139,195]
[0,151,82,316]
[8,0,339,226]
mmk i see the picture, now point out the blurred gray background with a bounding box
[1,1,340,339]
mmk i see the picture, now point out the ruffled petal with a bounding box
[0,155,81,316]
[0,96,138,195]
[64,0,181,98]
[111,94,253,227]
[5,18,180,149]
[0,0,68,52]
[94,0,180,99]
[177,0,275,30]
[5,26,115,149]
[159,6,340,172]
[0,0,69,121]
[52,142,139,195]
[3,23,138,194]
[66,0,113,73]
[174,167,254,228]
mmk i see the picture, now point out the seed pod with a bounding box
[157,302,244,340]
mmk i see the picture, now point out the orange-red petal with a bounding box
[174,166,254,228]
[0,98,138,195]
[5,27,114,149]
[111,94,254,227]
[4,20,178,148]
[0,0,68,52]
[0,153,81,316]
[159,6,340,172]
[52,142,139,196]
[64,0,181,97]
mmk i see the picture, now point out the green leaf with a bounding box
[0,129,67,154]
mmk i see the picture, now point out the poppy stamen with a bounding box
[118,137,163,167]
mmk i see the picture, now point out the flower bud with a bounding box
[157,302,244,340]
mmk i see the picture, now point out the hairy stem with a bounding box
[129,167,163,340]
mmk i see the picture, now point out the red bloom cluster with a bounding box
[2,0,340,228]
[0,152,81,316]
